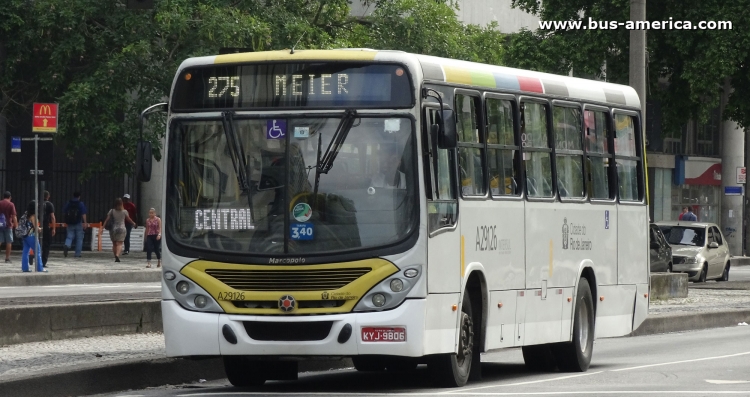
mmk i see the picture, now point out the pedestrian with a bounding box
[103,198,135,262]
[42,191,55,267]
[0,191,17,263]
[122,193,137,255]
[20,201,45,272]
[62,192,88,258]
[683,207,698,222]
[144,208,161,268]
[678,207,688,221]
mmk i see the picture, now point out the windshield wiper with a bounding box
[313,109,357,198]
[317,109,357,174]
[221,112,255,219]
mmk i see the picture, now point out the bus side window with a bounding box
[455,94,485,197]
[521,101,553,198]
[423,108,457,233]
[584,109,613,200]
[553,105,584,199]
[614,113,642,201]
[486,97,520,197]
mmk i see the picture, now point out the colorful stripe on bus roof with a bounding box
[417,55,639,108]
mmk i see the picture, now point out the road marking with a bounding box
[611,351,750,372]
[706,380,750,384]
[176,392,750,396]
[438,371,603,393]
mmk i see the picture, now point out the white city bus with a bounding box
[140,49,649,388]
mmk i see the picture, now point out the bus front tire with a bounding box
[429,293,473,387]
[223,356,267,387]
[552,277,595,372]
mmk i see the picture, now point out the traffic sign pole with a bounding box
[30,102,57,270]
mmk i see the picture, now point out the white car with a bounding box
[655,221,730,282]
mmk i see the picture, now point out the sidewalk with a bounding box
[0,250,156,274]
[0,250,160,286]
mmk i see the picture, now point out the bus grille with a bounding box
[205,268,372,291]
[243,321,333,341]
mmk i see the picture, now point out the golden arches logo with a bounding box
[39,105,52,116]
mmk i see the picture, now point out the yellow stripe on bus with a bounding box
[214,49,378,64]
[549,239,554,277]
[461,235,465,278]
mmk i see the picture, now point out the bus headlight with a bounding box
[194,295,208,308]
[354,265,422,312]
[176,281,190,294]
[164,272,223,313]
[372,293,386,307]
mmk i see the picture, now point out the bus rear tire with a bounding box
[552,277,594,372]
[223,356,267,387]
[428,293,473,387]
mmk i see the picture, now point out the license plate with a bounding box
[361,327,406,342]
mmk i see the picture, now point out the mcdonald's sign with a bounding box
[32,103,58,133]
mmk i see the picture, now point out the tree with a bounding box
[0,0,503,178]
[504,0,750,135]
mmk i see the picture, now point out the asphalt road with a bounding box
[101,325,750,397]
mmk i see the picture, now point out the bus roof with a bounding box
[178,49,641,109]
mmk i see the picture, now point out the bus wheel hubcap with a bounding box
[458,312,473,365]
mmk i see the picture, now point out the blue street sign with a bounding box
[11,137,20,153]
[724,186,743,196]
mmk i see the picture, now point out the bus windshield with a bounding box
[166,115,417,257]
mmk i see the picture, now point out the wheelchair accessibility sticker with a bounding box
[267,119,286,139]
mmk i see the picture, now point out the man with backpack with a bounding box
[0,191,17,263]
[62,192,88,258]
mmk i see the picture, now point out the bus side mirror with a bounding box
[136,140,153,182]
[437,108,457,149]
[137,102,167,182]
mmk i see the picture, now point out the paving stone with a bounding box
[0,333,165,381]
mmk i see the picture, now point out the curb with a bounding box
[0,300,161,346]
[0,356,353,397]
[0,270,161,287]
[631,308,750,336]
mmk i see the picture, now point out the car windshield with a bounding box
[659,226,706,247]
[166,116,417,257]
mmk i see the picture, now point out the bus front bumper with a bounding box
[162,298,427,358]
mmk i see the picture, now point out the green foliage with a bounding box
[505,0,750,136]
[0,0,504,179]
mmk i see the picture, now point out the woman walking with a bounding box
[103,198,135,262]
[21,201,45,272]
[145,208,162,268]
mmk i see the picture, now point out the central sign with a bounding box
[32,103,58,133]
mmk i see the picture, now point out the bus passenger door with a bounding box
[423,107,460,293]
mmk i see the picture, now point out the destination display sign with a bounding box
[172,63,413,110]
